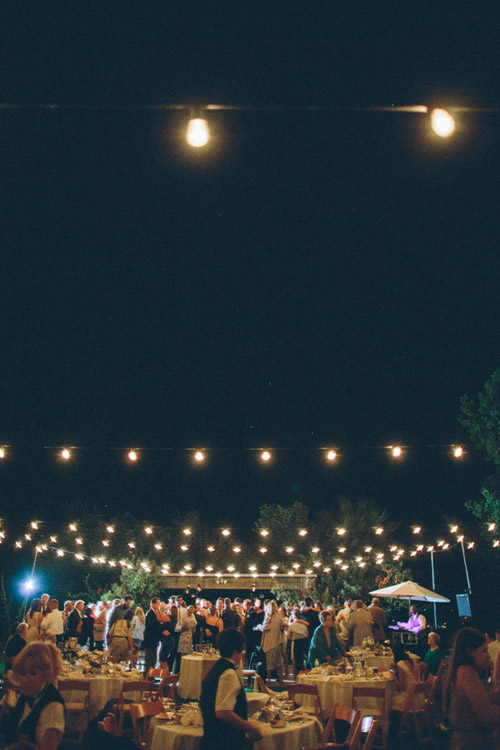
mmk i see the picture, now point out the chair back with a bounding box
[146,666,170,680]
[117,680,157,732]
[417,662,427,681]
[323,704,360,745]
[57,679,91,741]
[156,673,179,701]
[363,717,383,750]
[287,683,324,718]
[129,701,163,747]
[397,682,432,743]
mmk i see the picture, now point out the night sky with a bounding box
[1,3,500,533]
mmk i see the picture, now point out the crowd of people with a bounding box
[3,590,500,748]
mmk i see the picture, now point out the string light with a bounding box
[106,526,115,534]
[391,446,402,458]
[298,529,308,536]
[193,451,205,462]
[221,529,231,537]
[260,451,272,462]
[430,108,456,137]
[326,450,337,461]
[453,445,463,458]
[183,528,192,536]
[186,118,210,148]
[260,530,269,537]
[60,448,71,460]
[127,450,138,462]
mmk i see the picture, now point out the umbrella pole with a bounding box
[430,548,438,628]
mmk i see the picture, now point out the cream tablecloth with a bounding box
[297,672,394,732]
[178,655,220,700]
[148,716,322,750]
[58,668,144,718]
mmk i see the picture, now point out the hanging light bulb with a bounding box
[430,109,455,137]
[186,117,210,148]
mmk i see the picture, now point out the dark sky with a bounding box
[1,2,500,531]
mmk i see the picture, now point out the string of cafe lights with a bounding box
[2,100,500,146]
[2,518,499,582]
[0,443,469,464]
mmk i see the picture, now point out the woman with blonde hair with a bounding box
[1,641,64,749]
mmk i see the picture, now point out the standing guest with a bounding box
[368,597,387,642]
[336,600,352,651]
[79,606,95,649]
[2,641,65,750]
[222,598,241,630]
[25,598,43,643]
[286,607,309,677]
[215,598,225,619]
[200,628,263,750]
[443,627,500,748]
[132,606,146,651]
[40,599,64,645]
[302,597,321,651]
[61,601,74,625]
[142,597,162,675]
[347,600,374,646]
[242,600,260,667]
[40,593,51,616]
[93,602,108,650]
[64,600,84,641]
[107,595,133,634]
[204,605,223,648]
[423,632,444,676]
[4,623,28,668]
[158,602,175,671]
[260,600,285,685]
[175,605,198,671]
[108,609,133,662]
[308,610,344,667]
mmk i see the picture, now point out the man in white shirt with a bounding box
[200,628,262,749]
[40,599,64,644]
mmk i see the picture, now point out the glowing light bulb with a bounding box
[453,445,463,458]
[259,547,267,553]
[106,526,115,534]
[431,108,455,137]
[375,527,384,535]
[183,528,192,536]
[311,547,320,553]
[285,547,294,553]
[260,529,269,537]
[337,528,346,536]
[488,523,496,532]
[298,529,308,536]
[233,546,241,553]
[193,451,205,462]
[260,451,271,462]
[221,529,231,536]
[128,450,138,462]
[207,546,215,552]
[61,448,71,460]
[326,450,337,461]
[186,118,210,147]
[391,446,402,458]
[413,526,421,534]
[145,527,153,534]
[0,448,5,459]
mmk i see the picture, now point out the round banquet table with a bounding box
[296,671,394,732]
[178,655,220,700]
[149,715,322,750]
[58,669,144,718]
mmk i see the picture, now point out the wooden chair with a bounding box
[155,673,179,701]
[323,705,361,746]
[129,700,164,748]
[352,686,387,748]
[417,662,428,681]
[57,678,91,741]
[287,683,324,720]
[116,680,157,733]
[146,666,170,681]
[363,717,383,750]
[395,682,432,743]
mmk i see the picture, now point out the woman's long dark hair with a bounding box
[442,627,486,711]
[27,598,42,618]
[392,643,413,665]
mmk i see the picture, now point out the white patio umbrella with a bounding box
[369,581,450,613]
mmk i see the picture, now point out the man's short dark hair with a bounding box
[304,596,313,607]
[151,597,160,606]
[124,595,133,602]
[216,627,245,658]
